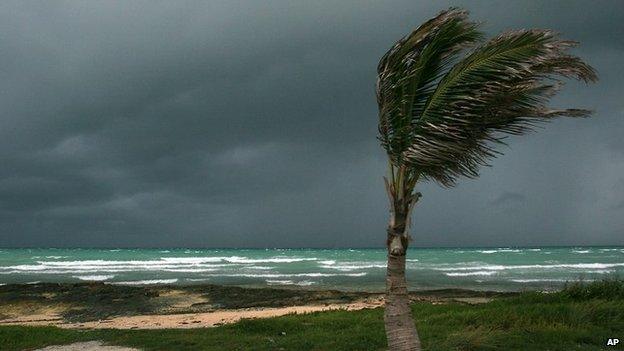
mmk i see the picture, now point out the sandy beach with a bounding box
[0,282,502,330]
[1,301,381,329]
[1,280,620,351]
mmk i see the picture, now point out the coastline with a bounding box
[0,282,513,330]
[1,280,621,350]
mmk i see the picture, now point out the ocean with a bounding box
[0,247,622,292]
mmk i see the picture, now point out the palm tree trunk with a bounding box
[384,219,421,350]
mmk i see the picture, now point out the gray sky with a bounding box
[0,0,622,248]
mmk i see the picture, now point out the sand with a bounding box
[34,341,140,351]
[0,283,501,332]
[0,300,383,330]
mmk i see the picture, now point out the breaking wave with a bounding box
[431,262,624,271]
[113,279,179,285]
[510,278,596,283]
[445,271,498,277]
[1,247,622,289]
[319,260,386,271]
[207,272,367,278]
[0,256,319,274]
[479,249,522,254]
[266,279,316,286]
[73,275,115,281]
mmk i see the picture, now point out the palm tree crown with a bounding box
[376,8,597,187]
[376,9,596,351]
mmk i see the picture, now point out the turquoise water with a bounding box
[0,247,622,292]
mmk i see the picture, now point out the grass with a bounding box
[1,280,623,351]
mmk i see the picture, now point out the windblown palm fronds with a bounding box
[377,8,597,187]
[378,9,596,351]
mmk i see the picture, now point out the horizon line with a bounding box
[1,245,623,250]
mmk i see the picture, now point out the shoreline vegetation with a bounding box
[0,283,514,327]
[0,279,622,350]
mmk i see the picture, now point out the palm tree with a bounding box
[376,8,596,351]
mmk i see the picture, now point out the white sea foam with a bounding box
[160,257,226,263]
[113,279,178,285]
[572,250,590,254]
[319,260,386,271]
[266,279,294,285]
[4,257,623,279]
[160,268,220,273]
[73,275,115,281]
[479,249,521,254]
[432,262,624,271]
[3,248,623,290]
[244,266,274,270]
[265,279,316,286]
[0,263,226,272]
[583,269,615,274]
[320,263,386,271]
[445,271,497,277]
[210,272,367,278]
[6,269,218,275]
[0,256,257,273]
[224,257,318,264]
[511,278,596,283]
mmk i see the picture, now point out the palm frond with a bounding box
[377,8,482,163]
[377,14,597,187]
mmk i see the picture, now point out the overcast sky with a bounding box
[0,0,622,248]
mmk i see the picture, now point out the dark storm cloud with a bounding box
[0,0,622,247]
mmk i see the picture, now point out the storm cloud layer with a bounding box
[1,1,622,248]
